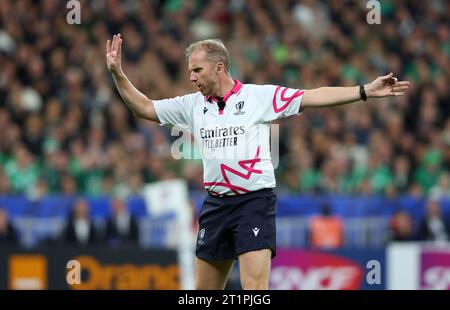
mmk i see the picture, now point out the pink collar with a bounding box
[206,80,243,103]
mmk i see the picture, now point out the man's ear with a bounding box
[216,63,224,74]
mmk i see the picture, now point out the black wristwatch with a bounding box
[359,85,367,102]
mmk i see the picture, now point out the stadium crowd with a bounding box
[0,0,448,204]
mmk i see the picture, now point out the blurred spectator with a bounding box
[0,208,18,246]
[0,168,11,195]
[414,150,444,194]
[388,210,415,242]
[27,177,49,201]
[60,173,78,195]
[62,198,98,246]
[416,198,450,242]
[429,172,450,200]
[392,155,411,192]
[308,204,343,248]
[105,197,139,247]
[3,144,39,194]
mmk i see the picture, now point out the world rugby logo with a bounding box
[234,101,245,115]
[197,228,206,245]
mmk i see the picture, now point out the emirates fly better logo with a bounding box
[170,123,280,168]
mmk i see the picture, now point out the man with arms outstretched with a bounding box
[106,33,409,289]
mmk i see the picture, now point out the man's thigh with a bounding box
[238,249,272,290]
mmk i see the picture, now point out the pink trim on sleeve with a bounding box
[272,86,304,113]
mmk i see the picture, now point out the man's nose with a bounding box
[190,72,197,82]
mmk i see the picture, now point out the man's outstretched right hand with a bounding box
[106,33,123,74]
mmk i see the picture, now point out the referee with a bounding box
[106,34,409,289]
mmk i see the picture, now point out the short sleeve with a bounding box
[153,94,195,127]
[255,85,304,122]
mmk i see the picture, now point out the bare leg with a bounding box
[195,257,235,290]
[238,249,271,290]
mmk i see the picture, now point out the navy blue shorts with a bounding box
[195,188,276,261]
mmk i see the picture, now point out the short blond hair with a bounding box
[185,39,230,72]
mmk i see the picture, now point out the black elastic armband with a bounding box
[359,85,367,102]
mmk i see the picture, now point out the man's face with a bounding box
[188,49,218,96]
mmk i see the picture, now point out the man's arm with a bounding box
[300,73,410,112]
[106,33,159,122]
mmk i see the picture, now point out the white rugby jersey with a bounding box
[153,80,304,196]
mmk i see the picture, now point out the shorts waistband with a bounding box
[207,188,273,198]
